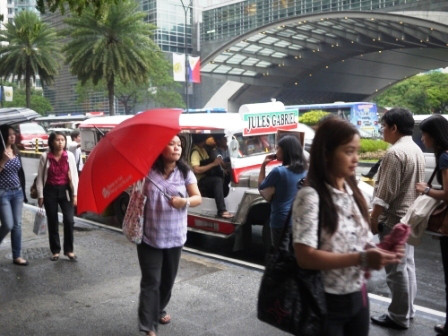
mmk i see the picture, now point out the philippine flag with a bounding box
[188,56,201,83]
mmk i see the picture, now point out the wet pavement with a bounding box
[0,204,445,336]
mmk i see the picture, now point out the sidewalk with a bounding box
[0,205,443,336]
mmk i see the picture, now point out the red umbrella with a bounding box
[77,108,182,215]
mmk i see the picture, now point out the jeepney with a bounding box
[79,102,314,250]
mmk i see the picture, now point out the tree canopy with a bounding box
[374,72,448,114]
[36,0,119,16]
[0,10,62,107]
[62,0,166,115]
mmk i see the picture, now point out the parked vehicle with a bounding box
[15,122,49,151]
[286,101,380,138]
[35,114,91,130]
[79,102,372,250]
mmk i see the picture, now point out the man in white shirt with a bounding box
[68,130,84,176]
[370,108,425,330]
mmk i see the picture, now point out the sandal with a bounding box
[13,258,29,266]
[218,211,233,219]
[159,311,171,324]
[64,252,77,261]
[50,254,59,261]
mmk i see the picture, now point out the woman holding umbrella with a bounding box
[137,134,201,336]
[0,124,28,266]
[36,131,78,261]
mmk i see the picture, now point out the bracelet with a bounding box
[359,251,368,269]
[184,198,190,208]
[423,186,431,195]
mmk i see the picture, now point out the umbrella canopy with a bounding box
[77,108,182,215]
[0,107,40,125]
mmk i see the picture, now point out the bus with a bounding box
[286,102,380,137]
[35,114,92,130]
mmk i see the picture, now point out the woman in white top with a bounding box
[292,116,403,336]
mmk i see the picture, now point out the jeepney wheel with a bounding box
[113,192,130,224]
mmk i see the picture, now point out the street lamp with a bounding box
[180,0,192,112]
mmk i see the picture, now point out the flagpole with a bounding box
[181,0,192,113]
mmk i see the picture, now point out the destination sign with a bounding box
[242,109,298,135]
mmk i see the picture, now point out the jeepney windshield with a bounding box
[230,133,275,157]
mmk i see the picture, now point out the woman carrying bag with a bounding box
[36,131,78,261]
[0,124,28,266]
[137,135,201,336]
[415,115,448,336]
[292,116,403,336]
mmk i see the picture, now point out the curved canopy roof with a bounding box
[201,12,448,103]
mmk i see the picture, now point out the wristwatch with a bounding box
[423,186,431,195]
[185,198,190,208]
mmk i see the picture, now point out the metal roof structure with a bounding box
[201,12,448,104]
[0,107,40,125]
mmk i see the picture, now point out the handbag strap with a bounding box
[42,154,48,186]
[427,166,438,188]
[146,170,185,199]
[276,188,321,253]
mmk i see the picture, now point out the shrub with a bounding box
[299,110,330,126]
[360,139,389,153]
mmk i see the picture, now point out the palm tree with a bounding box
[62,0,161,115]
[0,10,62,108]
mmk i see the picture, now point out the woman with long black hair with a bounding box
[36,131,78,261]
[137,134,201,336]
[0,124,28,266]
[292,116,403,335]
[415,114,448,336]
[258,135,307,249]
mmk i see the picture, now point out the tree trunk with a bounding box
[25,63,31,108]
[108,77,115,115]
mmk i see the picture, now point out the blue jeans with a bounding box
[0,187,24,259]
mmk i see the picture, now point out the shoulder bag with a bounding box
[257,203,327,336]
[405,167,448,245]
[30,155,48,199]
[122,179,147,244]
[426,166,448,235]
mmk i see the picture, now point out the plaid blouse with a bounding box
[142,167,196,249]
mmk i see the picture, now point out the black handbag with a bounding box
[257,209,327,336]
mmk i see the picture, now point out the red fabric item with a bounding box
[77,108,182,215]
[377,223,410,251]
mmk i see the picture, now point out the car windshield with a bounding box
[20,123,46,134]
[231,133,275,157]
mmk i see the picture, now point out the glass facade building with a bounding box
[141,0,192,53]
[201,0,422,42]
